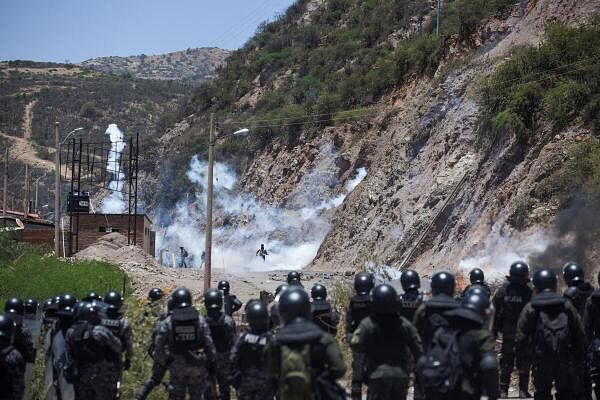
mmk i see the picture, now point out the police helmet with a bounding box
[58,294,77,310]
[354,272,375,295]
[217,280,230,295]
[508,261,530,281]
[245,300,269,333]
[4,298,24,315]
[278,287,311,324]
[103,291,123,310]
[275,284,289,296]
[400,269,420,291]
[24,299,38,315]
[431,271,456,296]
[533,268,557,293]
[204,289,223,310]
[82,292,102,302]
[469,268,485,285]
[462,293,490,317]
[171,287,193,309]
[0,314,16,345]
[370,284,398,314]
[286,271,301,285]
[563,261,584,286]
[311,284,327,301]
[564,286,578,302]
[78,303,101,325]
[148,288,164,302]
[464,285,490,300]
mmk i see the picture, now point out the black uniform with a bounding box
[312,299,340,335]
[230,330,275,400]
[0,344,25,400]
[224,294,243,316]
[492,280,532,395]
[206,312,236,400]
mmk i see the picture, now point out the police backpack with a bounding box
[416,326,463,397]
[170,307,202,352]
[534,309,570,359]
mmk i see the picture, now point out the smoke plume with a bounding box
[154,149,367,271]
[101,124,127,214]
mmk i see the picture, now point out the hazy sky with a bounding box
[0,0,296,62]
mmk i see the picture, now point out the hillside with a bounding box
[149,0,600,278]
[80,47,229,83]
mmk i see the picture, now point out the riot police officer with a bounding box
[4,297,35,364]
[286,271,303,287]
[491,261,532,397]
[230,300,276,400]
[311,284,340,335]
[584,271,600,399]
[398,269,423,322]
[461,267,492,298]
[346,271,374,400]
[516,268,586,400]
[204,288,236,400]
[270,284,288,329]
[82,292,103,302]
[352,284,422,400]
[563,261,594,317]
[265,287,346,398]
[0,313,25,400]
[154,287,217,400]
[218,280,243,316]
[65,302,123,400]
[103,290,133,372]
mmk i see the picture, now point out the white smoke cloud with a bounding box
[101,124,127,214]
[155,148,367,271]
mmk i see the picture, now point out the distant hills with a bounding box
[80,47,229,84]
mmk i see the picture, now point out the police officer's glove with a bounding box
[124,358,131,371]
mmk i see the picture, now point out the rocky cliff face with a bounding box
[81,47,229,83]
[238,0,600,278]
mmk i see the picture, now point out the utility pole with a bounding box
[204,113,215,291]
[2,148,7,216]
[34,178,39,213]
[436,0,441,37]
[23,165,29,216]
[54,121,60,257]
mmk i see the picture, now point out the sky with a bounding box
[0,0,296,62]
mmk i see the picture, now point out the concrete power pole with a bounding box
[204,113,215,291]
[2,148,7,216]
[23,165,29,216]
[54,122,60,257]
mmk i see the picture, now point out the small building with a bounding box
[69,213,155,257]
[0,210,54,248]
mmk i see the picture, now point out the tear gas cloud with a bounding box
[101,124,127,214]
[155,147,367,271]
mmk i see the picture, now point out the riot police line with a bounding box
[0,261,599,400]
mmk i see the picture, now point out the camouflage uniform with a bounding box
[398,290,423,323]
[205,312,236,400]
[346,292,372,400]
[154,307,217,400]
[230,331,275,400]
[312,299,340,335]
[492,279,532,395]
[65,321,123,400]
[351,314,422,400]
[11,315,36,364]
[0,344,25,400]
[101,310,133,370]
[515,291,586,400]
[135,311,170,400]
[413,294,458,351]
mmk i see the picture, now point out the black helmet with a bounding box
[533,268,557,293]
[0,314,15,344]
[469,268,485,285]
[370,284,398,314]
[275,284,289,296]
[570,276,584,287]
[4,298,24,315]
[464,285,490,300]
[400,269,420,291]
[563,286,578,302]
[204,289,223,310]
[354,272,374,295]
[148,288,164,302]
[24,299,38,314]
[245,300,269,333]
[217,280,230,295]
[82,292,102,302]
[311,284,327,301]
[103,291,123,310]
[279,287,311,324]
[287,271,301,285]
[462,293,490,317]
[431,271,456,296]
[171,287,192,308]
[509,261,530,282]
[59,294,77,310]
[78,303,101,325]
[563,261,584,286]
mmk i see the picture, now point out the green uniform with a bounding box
[515,291,586,400]
[265,319,346,400]
[351,314,422,400]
